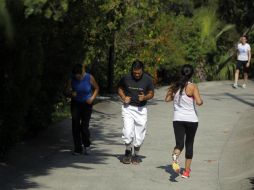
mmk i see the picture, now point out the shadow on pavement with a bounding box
[201,91,254,106]
[0,104,120,190]
[115,154,146,163]
[147,98,165,106]
[225,93,254,107]
[249,177,254,190]
[157,165,183,182]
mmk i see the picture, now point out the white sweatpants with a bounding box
[121,104,147,147]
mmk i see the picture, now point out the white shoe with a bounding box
[232,83,238,88]
[172,154,180,173]
[242,84,246,88]
[84,147,91,155]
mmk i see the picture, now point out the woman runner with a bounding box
[165,64,203,178]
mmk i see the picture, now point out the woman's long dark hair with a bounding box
[72,64,83,75]
[172,64,194,95]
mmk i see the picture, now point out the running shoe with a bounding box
[122,149,132,164]
[242,84,246,88]
[172,162,180,173]
[181,169,191,179]
[232,83,238,88]
[132,155,141,165]
[172,154,180,173]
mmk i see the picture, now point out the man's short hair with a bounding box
[131,60,144,71]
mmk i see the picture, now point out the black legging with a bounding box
[71,100,92,153]
[173,121,198,159]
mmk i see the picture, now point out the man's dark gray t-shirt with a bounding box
[118,73,154,107]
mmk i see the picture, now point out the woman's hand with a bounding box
[165,86,174,102]
[86,97,94,105]
[71,91,77,97]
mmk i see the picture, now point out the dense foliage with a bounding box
[0,0,253,156]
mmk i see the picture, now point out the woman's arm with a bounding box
[165,85,174,102]
[87,75,99,104]
[193,84,203,106]
[247,48,251,67]
[64,79,77,98]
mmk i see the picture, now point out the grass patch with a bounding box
[52,101,71,124]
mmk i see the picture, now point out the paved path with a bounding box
[1,80,254,190]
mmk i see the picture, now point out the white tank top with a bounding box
[173,83,198,122]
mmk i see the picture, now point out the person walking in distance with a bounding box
[118,60,154,164]
[233,35,251,88]
[65,64,99,155]
[165,64,203,178]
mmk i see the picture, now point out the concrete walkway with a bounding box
[0,80,254,190]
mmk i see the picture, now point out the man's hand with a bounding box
[124,96,131,104]
[138,92,146,102]
[247,61,250,68]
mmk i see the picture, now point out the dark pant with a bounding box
[173,121,198,159]
[71,100,92,153]
[236,60,249,73]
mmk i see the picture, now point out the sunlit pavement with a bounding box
[1,80,254,190]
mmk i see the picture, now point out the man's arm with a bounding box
[138,77,154,102]
[118,87,131,104]
[118,87,126,101]
[138,91,154,102]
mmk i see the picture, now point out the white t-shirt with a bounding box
[237,43,251,61]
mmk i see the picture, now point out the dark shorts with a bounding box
[236,60,249,73]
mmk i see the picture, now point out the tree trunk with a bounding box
[196,58,207,81]
[107,32,115,93]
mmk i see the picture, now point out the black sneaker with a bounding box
[131,155,141,165]
[122,149,132,164]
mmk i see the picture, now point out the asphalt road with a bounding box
[1,80,254,190]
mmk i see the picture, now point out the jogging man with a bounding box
[118,60,154,164]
